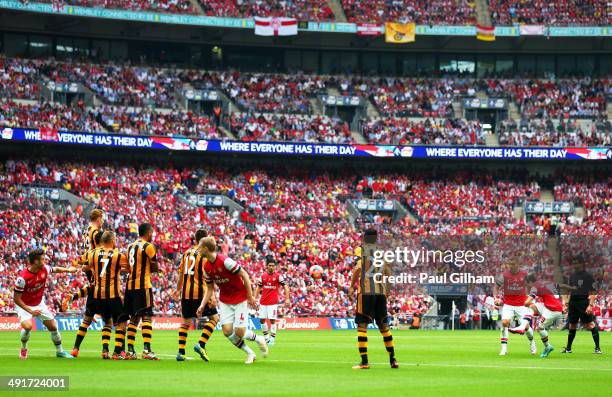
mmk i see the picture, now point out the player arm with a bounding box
[254,284,261,300]
[383,262,392,297]
[13,278,35,315]
[197,279,215,315]
[175,256,185,299]
[51,264,79,273]
[238,268,255,301]
[283,284,290,304]
[146,244,159,273]
[119,254,130,273]
[13,291,34,314]
[349,265,361,291]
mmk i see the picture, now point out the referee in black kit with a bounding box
[562,255,602,354]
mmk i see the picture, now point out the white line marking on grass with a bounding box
[1,349,610,372]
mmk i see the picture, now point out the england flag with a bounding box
[254,17,298,36]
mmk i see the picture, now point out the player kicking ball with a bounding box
[13,249,78,359]
[509,274,563,358]
[196,237,268,364]
[254,257,290,346]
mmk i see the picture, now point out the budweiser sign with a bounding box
[276,317,331,330]
[0,317,22,331]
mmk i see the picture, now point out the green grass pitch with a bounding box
[0,329,609,396]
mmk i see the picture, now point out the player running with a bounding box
[196,236,268,364]
[254,257,290,346]
[79,231,130,359]
[174,229,220,362]
[125,223,160,360]
[509,274,563,358]
[13,248,78,360]
[495,260,536,356]
[348,229,398,369]
[562,255,601,354]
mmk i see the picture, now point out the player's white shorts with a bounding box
[16,302,54,323]
[501,304,531,321]
[534,303,562,329]
[258,304,278,320]
[219,301,249,328]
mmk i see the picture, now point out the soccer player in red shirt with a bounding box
[196,237,268,364]
[254,257,290,345]
[494,260,535,356]
[13,249,78,360]
[521,274,563,358]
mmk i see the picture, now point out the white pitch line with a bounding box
[1,348,610,372]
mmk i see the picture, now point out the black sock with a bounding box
[567,329,576,349]
[591,327,600,349]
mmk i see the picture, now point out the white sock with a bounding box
[261,321,269,336]
[228,332,254,355]
[245,329,265,344]
[270,323,277,338]
[501,327,508,348]
[240,341,255,356]
[20,329,31,348]
[520,313,533,329]
[538,329,550,347]
[50,330,63,353]
[526,327,534,341]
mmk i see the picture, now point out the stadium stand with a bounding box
[341,0,477,25]
[1,157,608,317]
[490,0,610,26]
[2,56,611,145]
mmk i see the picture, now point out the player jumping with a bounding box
[80,231,130,359]
[13,248,78,359]
[348,229,398,369]
[63,211,105,357]
[174,229,220,362]
[125,223,160,360]
[196,236,268,364]
[254,257,290,346]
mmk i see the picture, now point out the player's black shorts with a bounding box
[123,288,154,317]
[84,288,95,318]
[355,294,388,327]
[91,298,124,323]
[181,299,218,319]
[567,298,594,324]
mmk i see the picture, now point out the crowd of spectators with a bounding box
[230,112,352,143]
[198,0,334,21]
[22,0,612,28]
[0,159,609,318]
[34,0,198,14]
[361,117,484,145]
[0,100,105,133]
[0,56,41,100]
[498,118,612,146]
[41,60,182,107]
[485,77,610,119]
[367,78,467,118]
[1,56,611,145]
[218,71,326,114]
[490,0,610,26]
[0,100,222,138]
[341,0,476,25]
